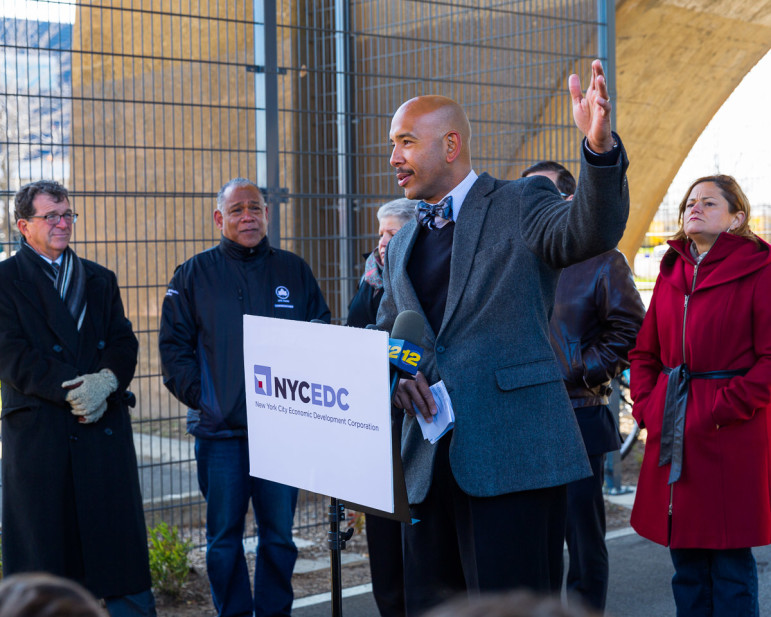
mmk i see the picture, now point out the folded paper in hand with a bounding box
[413,380,454,444]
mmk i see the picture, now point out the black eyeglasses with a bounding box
[27,211,78,225]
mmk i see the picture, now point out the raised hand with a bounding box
[569,59,615,153]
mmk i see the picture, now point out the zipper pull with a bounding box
[684,295,689,309]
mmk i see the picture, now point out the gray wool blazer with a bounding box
[376,146,630,505]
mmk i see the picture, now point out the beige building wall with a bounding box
[70,2,264,416]
[70,1,260,326]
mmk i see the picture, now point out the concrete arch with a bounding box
[615,0,771,259]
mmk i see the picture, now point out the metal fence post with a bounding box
[262,0,281,244]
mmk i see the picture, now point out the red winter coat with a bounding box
[630,233,771,549]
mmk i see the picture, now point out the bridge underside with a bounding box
[614,0,771,260]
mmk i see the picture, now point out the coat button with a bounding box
[97,340,106,350]
[69,435,78,441]
[104,428,113,436]
[53,344,63,352]
[436,345,445,353]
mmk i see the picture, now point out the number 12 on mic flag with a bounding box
[388,339,422,376]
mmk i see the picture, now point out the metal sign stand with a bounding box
[328,497,354,617]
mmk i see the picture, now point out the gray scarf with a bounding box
[21,239,88,330]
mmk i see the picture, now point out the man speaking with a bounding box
[376,60,630,614]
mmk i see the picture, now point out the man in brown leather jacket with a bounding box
[523,162,645,613]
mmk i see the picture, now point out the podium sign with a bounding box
[243,316,395,513]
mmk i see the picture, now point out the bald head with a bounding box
[389,95,473,202]
[396,96,471,150]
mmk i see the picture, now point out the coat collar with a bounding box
[441,173,495,333]
[12,249,104,356]
[385,218,435,343]
[218,235,271,261]
[663,233,771,293]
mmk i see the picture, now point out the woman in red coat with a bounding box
[630,175,771,617]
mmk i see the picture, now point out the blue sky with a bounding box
[1,0,76,23]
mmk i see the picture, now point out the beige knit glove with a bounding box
[62,368,119,424]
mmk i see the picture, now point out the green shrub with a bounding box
[148,522,192,598]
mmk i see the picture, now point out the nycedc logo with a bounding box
[253,364,349,411]
[254,365,272,396]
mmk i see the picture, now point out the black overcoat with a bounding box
[0,248,151,598]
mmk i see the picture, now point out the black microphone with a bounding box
[388,310,425,399]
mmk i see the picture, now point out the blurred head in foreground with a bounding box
[0,573,107,617]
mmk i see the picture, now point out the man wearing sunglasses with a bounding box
[0,180,156,616]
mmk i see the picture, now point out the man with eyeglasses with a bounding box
[159,178,330,617]
[0,180,156,617]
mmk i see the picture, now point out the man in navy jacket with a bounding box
[159,178,330,617]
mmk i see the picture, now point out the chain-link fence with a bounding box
[1,0,613,544]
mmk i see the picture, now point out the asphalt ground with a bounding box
[292,530,771,617]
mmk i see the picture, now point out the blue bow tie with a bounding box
[417,196,453,229]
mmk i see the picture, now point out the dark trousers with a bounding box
[104,591,157,617]
[195,437,298,617]
[565,452,609,612]
[402,436,567,616]
[365,514,405,617]
[670,548,759,617]
[365,408,406,617]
